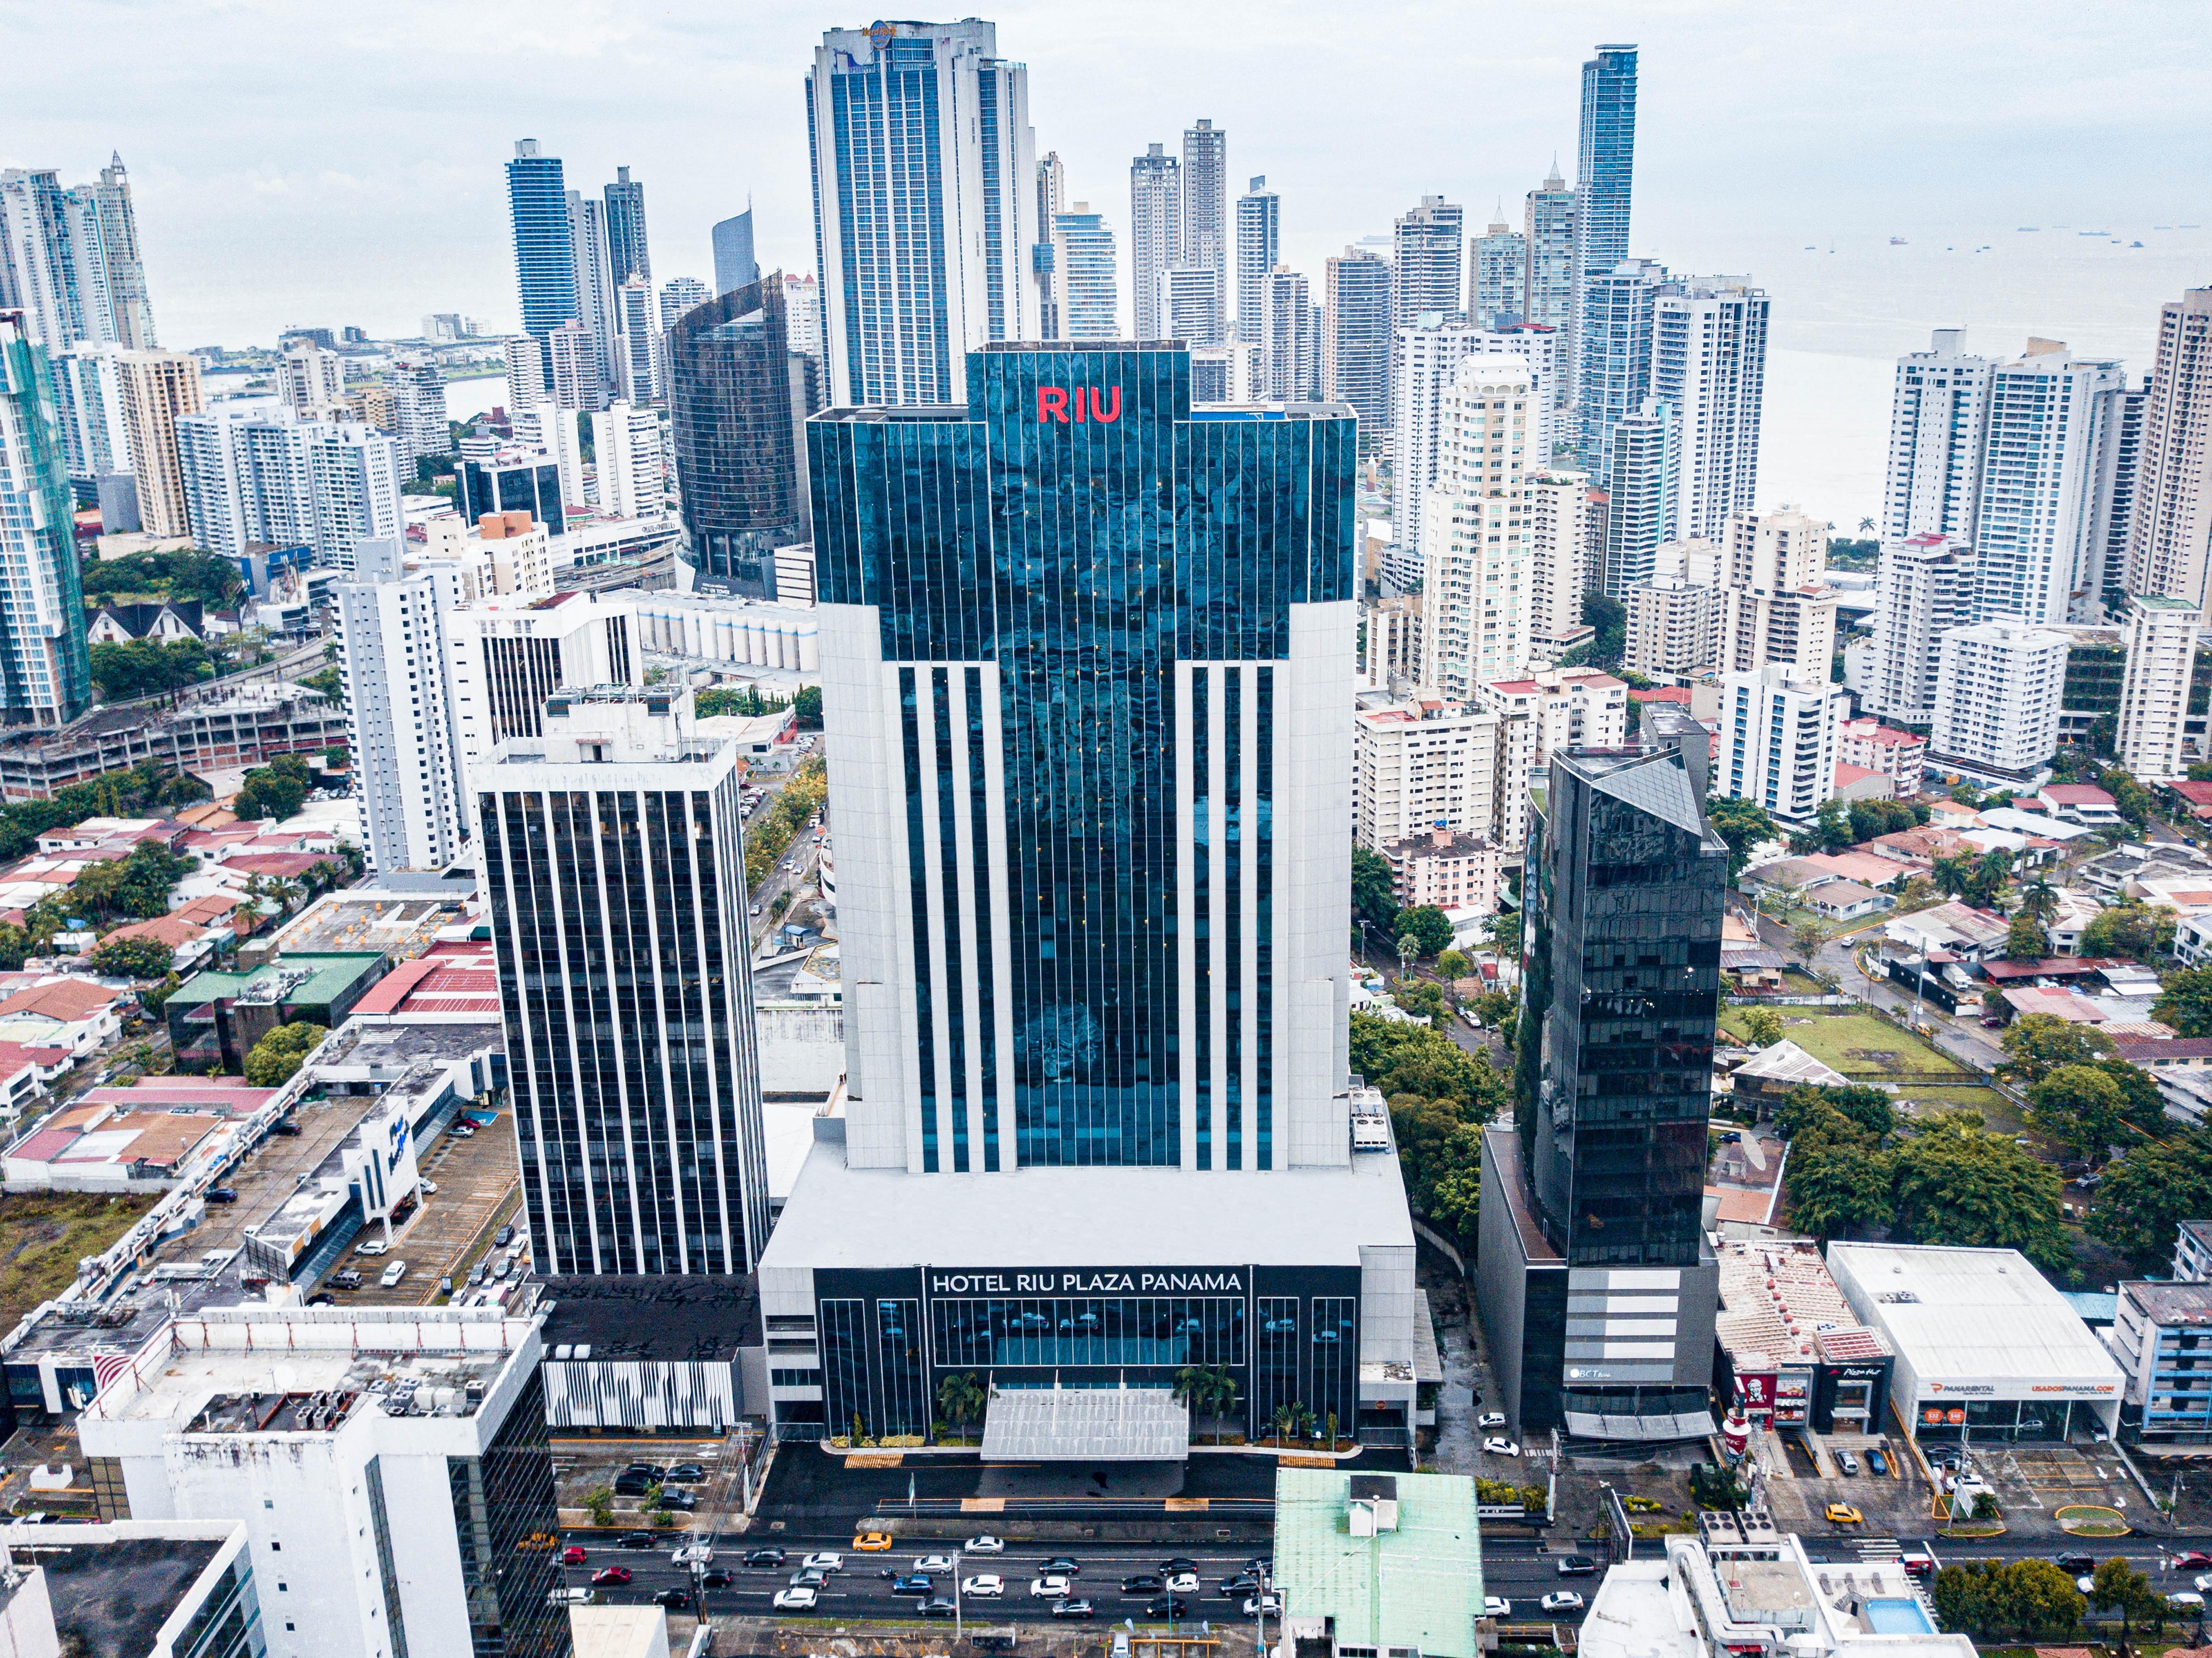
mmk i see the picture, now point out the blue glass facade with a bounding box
[810,345,1353,1171]
[1572,44,1638,454]
[0,315,92,727]
[505,145,578,377]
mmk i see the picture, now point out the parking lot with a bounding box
[154,1090,370,1261]
[317,1105,522,1307]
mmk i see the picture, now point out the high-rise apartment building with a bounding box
[277,338,347,419]
[807,20,1038,405]
[1528,467,1593,656]
[780,272,824,364]
[479,685,770,1277]
[1472,212,1527,330]
[387,360,449,467]
[1479,733,1724,1435]
[712,208,758,296]
[1625,572,1718,683]
[761,342,1426,1448]
[1322,248,1392,445]
[1033,153,1065,338]
[1929,617,2070,786]
[1491,322,1562,460]
[2127,289,2212,609]
[1717,664,1849,822]
[0,160,159,353]
[590,401,664,519]
[1257,266,1314,403]
[1883,327,1993,541]
[1523,164,1577,335]
[1576,256,1663,470]
[0,312,93,728]
[1158,266,1226,347]
[1867,532,1973,726]
[1235,177,1280,343]
[113,349,203,538]
[1359,592,1422,689]
[667,274,808,598]
[90,153,156,349]
[178,410,403,568]
[48,341,130,488]
[1392,196,1466,336]
[2115,593,2201,783]
[505,140,577,382]
[1178,118,1229,344]
[1973,340,2127,625]
[1478,666,1629,765]
[1053,205,1119,341]
[1715,508,1835,683]
[1391,316,1492,558]
[1128,143,1181,341]
[1419,355,1535,694]
[603,164,650,287]
[659,276,708,333]
[1655,278,1768,540]
[568,189,618,400]
[1571,43,1639,440]
[1354,694,1535,863]
[614,274,658,403]
[502,333,546,412]
[1599,396,1675,596]
[547,320,601,412]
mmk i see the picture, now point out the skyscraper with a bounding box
[1472,210,1527,330]
[505,140,578,380]
[1717,665,1849,821]
[1866,532,1973,726]
[1054,206,1119,341]
[1128,143,1181,341]
[1600,397,1676,596]
[1479,731,1725,1434]
[667,274,808,596]
[760,342,1425,1449]
[503,333,547,412]
[1528,468,1594,656]
[1255,266,1314,403]
[0,160,159,353]
[1972,341,2127,626]
[2115,593,2200,783]
[1571,44,1639,435]
[1322,248,1392,445]
[1576,256,1664,470]
[603,164,650,287]
[278,337,347,419]
[712,209,758,296]
[1714,508,1835,685]
[2127,289,2212,609]
[614,274,658,404]
[1235,177,1280,343]
[591,401,664,519]
[178,409,402,568]
[49,342,130,488]
[1392,317,1491,557]
[1034,153,1067,338]
[806,20,1038,405]
[1882,328,1993,541]
[547,321,602,412]
[387,360,450,467]
[1654,278,1769,540]
[113,349,203,538]
[89,154,156,349]
[659,276,709,333]
[0,311,93,727]
[1420,354,1536,694]
[480,685,770,1277]
[1391,196,1465,332]
[1523,164,1577,333]
[1178,118,1229,344]
[569,189,618,400]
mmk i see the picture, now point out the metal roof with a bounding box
[978,1386,1189,1461]
[1274,1466,1483,1658]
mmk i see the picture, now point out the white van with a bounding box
[379,1260,408,1289]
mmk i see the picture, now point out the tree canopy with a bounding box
[243,1020,328,1087]
[1351,846,1397,941]
[1998,1012,2110,1084]
[1887,1115,2070,1273]
[2026,1063,2132,1162]
[90,637,212,701]
[1400,905,1454,958]
[2079,900,2175,963]
[2089,1125,2212,1271]
[235,754,312,822]
[1705,796,1780,881]
[1352,1012,1510,1245]
[81,549,246,609]
[2156,966,2212,1038]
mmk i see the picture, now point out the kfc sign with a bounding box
[1037,386,1123,424]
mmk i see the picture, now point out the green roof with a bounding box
[1273,1467,1484,1658]
[165,952,384,1012]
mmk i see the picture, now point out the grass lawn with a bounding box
[1891,1083,2023,1135]
[1778,968,1829,995]
[1720,1006,1973,1079]
[0,1191,158,1330]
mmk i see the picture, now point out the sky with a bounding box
[9,0,2211,524]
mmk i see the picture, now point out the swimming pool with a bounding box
[1864,1598,1936,1635]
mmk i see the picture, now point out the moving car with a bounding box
[773,1587,818,1611]
[1157,1558,1196,1576]
[915,1554,958,1573]
[561,1545,587,1565]
[2174,1592,2208,1611]
[700,1569,732,1588]
[616,1532,656,1550]
[853,1531,894,1551]
[1484,1597,1512,1619]
[1052,1600,1096,1620]
[1557,1557,1597,1576]
[1541,1592,1586,1613]
[963,1575,1005,1597]
[1218,1575,1263,1595]
[788,1570,827,1591]
[1165,1574,1200,1595]
[1042,1557,1082,1576]
[890,1575,934,1596]
[1824,1504,1863,1525]
[802,1553,844,1573]
[1123,1575,1165,1594]
[966,1535,1004,1554]
[921,1597,959,1618]
[2056,1554,2096,1574]
[1479,1412,1508,1430]
[1144,1597,1191,1619]
[496,1225,515,1246]
[1900,1549,1934,1578]
[1031,1576,1073,1599]
[2178,1551,2212,1570]
[744,1549,787,1568]
[653,1588,691,1609]
[591,1567,632,1586]
[1482,1437,1520,1457]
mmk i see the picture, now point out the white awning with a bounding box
[1563,1410,1718,1442]
[981,1387,1191,1461]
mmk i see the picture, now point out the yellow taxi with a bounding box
[854,1530,895,1551]
[1824,1504,1863,1525]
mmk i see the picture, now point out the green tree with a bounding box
[1580,589,1626,663]
[141,971,183,1014]
[243,1020,328,1086]
[1742,1007,1785,1046]
[89,934,174,979]
[2081,900,2176,963]
[81,548,247,609]
[1790,919,1825,964]
[1775,1083,1894,1142]
[2016,873,2059,922]
[1351,846,1398,941]
[1706,796,1780,881]
[936,1372,986,1441]
[1932,853,1972,897]
[1483,908,1522,955]
[300,665,342,700]
[2104,767,2156,828]
[1810,797,1852,854]
[2093,1057,2165,1135]
[2005,912,2049,961]
[1846,798,1922,843]
[2087,1554,2165,1644]
[88,637,212,700]
[2026,1063,2132,1161]
[1400,905,1455,958]
[1436,948,1471,982]
[583,1487,615,1528]
[235,754,312,822]
[1998,1011,2111,1084]
[1896,873,1937,913]
[1427,1166,1481,1242]
[1999,1559,2087,1640]
[0,921,29,973]
[1888,1117,2069,1273]
[2088,1125,2212,1270]
[67,857,130,923]
[2155,965,2212,1038]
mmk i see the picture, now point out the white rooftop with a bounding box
[763,1138,1414,1272]
[1827,1242,2124,1389]
[981,1385,1190,1461]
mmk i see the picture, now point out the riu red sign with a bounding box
[1037,386,1122,424]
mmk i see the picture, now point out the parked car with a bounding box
[271,1120,301,1136]
[658,1490,697,1512]
[965,1535,1004,1554]
[451,1123,476,1138]
[1837,1449,1859,1475]
[591,1567,632,1586]
[963,1575,1005,1598]
[1541,1592,1585,1614]
[665,1463,706,1483]
[773,1587,818,1611]
[206,1187,237,1204]
[330,1270,362,1290]
[355,1240,388,1257]
[1867,1447,1888,1476]
[1478,1412,1508,1430]
[1482,1437,1520,1457]
[614,1473,654,1497]
[378,1261,407,1288]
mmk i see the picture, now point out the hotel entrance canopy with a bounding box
[981,1386,1191,1461]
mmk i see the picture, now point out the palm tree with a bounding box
[1858,516,1875,535]
[936,1372,986,1443]
[1396,933,1419,982]
[1270,1404,1297,1444]
[2018,873,2059,923]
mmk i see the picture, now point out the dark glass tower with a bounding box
[1478,724,1725,1436]
[505,141,578,381]
[0,310,92,727]
[602,165,650,287]
[809,343,1355,1175]
[667,273,807,596]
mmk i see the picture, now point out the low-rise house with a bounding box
[2036,783,2124,826]
[1728,1038,1851,1107]
[1720,942,1785,991]
[0,976,124,1057]
[2108,1035,2212,1072]
[1924,799,1986,829]
[1832,761,1894,802]
[2166,779,2212,821]
[2049,890,2106,955]
[1805,879,1889,919]
[1999,985,2107,1026]
[1976,805,2097,845]
[1884,899,2009,959]
[99,910,226,973]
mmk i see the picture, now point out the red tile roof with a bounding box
[1845,722,1925,748]
[2039,784,2117,806]
[0,979,118,1023]
[1631,687,1692,704]
[2170,781,2212,807]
